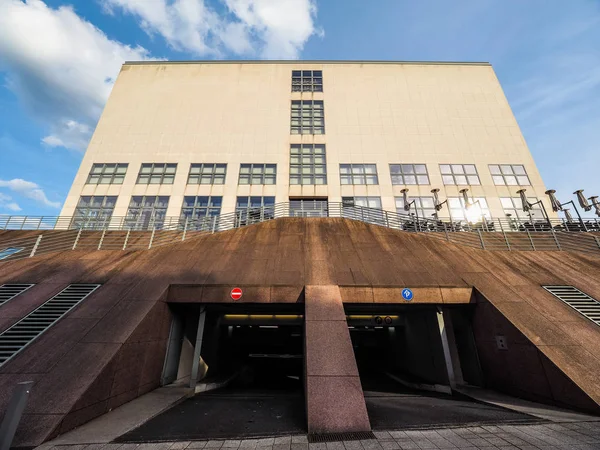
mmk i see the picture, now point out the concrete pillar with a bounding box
[436,307,464,388]
[189,308,207,389]
[304,285,371,434]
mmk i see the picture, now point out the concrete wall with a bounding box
[60,61,550,220]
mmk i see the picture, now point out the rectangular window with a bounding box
[86,163,128,185]
[235,196,276,226]
[390,164,430,185]
[136,163,177,185]
[440,164,480,185]
[291,100,325,135]
[126,196,169,229]
[180,196,222,230]
[490,164,531,186]
[342,196,384,225]
[0,247,24,260]
[238,164,277,185]
[395,196,436,219]
[73,196,117,228]
[291,70,323,92]
[447,197,491,221]
[290,199,329,217]
[188,164,227,185]
[290,144,327,185]
[340,164,379,185]
[500,197,544,220]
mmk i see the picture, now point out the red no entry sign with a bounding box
[230,287,243,301]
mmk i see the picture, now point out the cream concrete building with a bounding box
[61,60,551,227]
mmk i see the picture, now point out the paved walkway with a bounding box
[38,422,600,450]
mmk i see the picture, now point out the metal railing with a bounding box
[1,203,600,262]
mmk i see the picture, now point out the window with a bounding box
[235,196,275,226]
[501,197,544,220]
[239,164,277,185]
[390,164,429,185]
[126,196,169,229]
[180,196,222,230]
[290,144,327,185]
[188,164,227,185]
[137,163,177,184]
[490,165,531,186]
[290,199,328,217]
[342,197,384,225]
[440,164,480,185]
[86,163,128,185]
[447,197,491,221]
[291,100,325,135]
[292,70,323,92]
[0,247,23,260]
[395,197,436,219]
[73,196,117,228]
[340,164,379,185]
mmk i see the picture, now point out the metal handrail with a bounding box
[1,203,600,261]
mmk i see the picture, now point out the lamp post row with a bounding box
[398,187,600,223]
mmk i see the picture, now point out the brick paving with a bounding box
[40,422,600,450]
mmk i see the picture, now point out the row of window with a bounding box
[87,160,531,187]
[74,194,542,227]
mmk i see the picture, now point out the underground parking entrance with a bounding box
[118,301,542,443]
[345,304,539,430]
[118,303,307,442]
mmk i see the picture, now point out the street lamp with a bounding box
[431,188,448,220]
[459,188,485,224]
[518,189,551,227]
[400,188,421,230]
[588,196,600,217]
[545,189,585,229]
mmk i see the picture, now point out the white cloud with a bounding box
[0,192,22,212]
[0,178,61,209]
[0,0,155,151]
[103,0,320,58]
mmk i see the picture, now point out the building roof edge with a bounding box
[123,60,491,67]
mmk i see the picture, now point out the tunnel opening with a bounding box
[345,304,535,430]
[122,303,307,441]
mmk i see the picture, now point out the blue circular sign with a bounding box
[402,288,414,301]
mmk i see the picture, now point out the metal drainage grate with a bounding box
[0,284,34,307]
[543,285,600,326]
[308,431,376,443]
[0,284,101,366]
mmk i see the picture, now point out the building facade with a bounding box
[61,61,550,227]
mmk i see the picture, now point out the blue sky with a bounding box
[0,0,599,216]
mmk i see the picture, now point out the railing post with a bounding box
[0,381,33,450]
[503,230,511,251]
[29,235,42,258]
[385,210,390,228]
[72,228,82,250]
[98,229,106,250]
[122,229,130,250]
[594,236,600,250]
[148,226,156,249]
[525,229,536,251]
[551,228,561,251]
[3,216,11,230]
[477,229,485,250]
[212,215,217,233]
[443,221,449,241]
[182,217,188,241]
